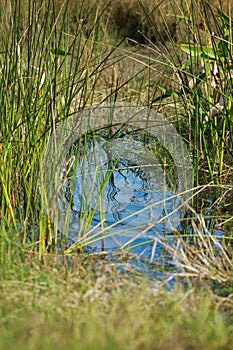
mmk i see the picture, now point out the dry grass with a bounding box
[51,0,232,42]
[0,257,233,350]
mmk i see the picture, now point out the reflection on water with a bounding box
[41,104,229,280]
[58,132,181,267]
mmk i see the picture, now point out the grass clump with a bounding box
[0,0,127,259]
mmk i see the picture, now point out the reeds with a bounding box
[0,0,232,288]
[1,2,233,348]
[0,0,122,259]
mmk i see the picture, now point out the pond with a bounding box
[41,103,194,273]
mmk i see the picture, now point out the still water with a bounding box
[58,132,182,268]
[40,104,227,279]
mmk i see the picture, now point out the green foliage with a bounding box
[151,2,233,184]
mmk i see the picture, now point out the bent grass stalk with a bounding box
[64,184,205,254]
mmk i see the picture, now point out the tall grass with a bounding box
[141,0,233,184]
[124,1,233,247]
[1,2,233,348]
[0,0,232,281]
[0,0,124,261]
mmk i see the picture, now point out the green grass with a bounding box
[0,258,233,350]
[0,0,233,348]
[126,1,233,183]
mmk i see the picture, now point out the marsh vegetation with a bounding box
[0,0,233,348]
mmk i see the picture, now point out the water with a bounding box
[40,104,227,280]
[57,132,181,268]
